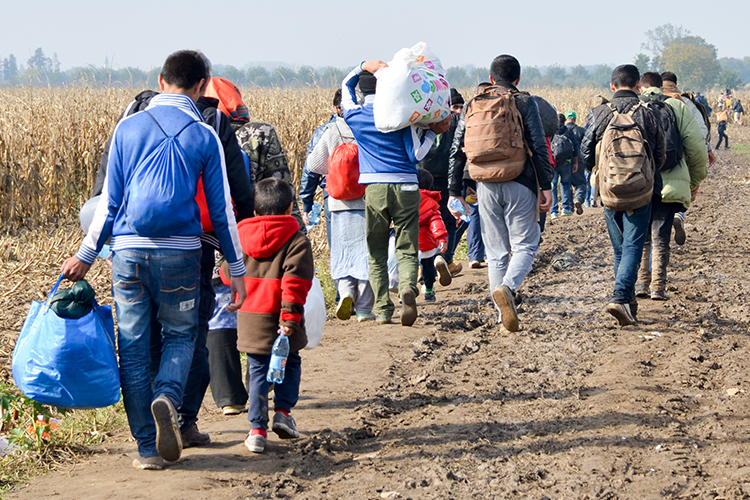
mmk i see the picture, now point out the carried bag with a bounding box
[463,85,528,182]
[303,277,325,349]
[373,42,451,132]
[124,111,198,237]
[326,125,365,200]
[597,103,654,212]
[640,95,684,171]
[12,275,120,409]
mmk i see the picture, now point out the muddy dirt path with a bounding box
[7,141,750,499]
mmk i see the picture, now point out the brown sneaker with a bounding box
[181,423,211,448]
[435,255,452,287]
[400,289,418,326]
[448,262,463,276]
[606,302,636,326]
[492,285,519,332]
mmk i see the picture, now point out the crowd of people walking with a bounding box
[60,48,719,469]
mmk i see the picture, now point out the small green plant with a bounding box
[0,383,58,453]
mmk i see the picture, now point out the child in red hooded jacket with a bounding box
[417,168,452,302]
[223,178,314,454]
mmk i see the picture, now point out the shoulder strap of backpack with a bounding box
[607,102,618,117]
[626,101,641,117]
[143,110,196,140]
[214,108,222,135]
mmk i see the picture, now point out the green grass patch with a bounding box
[731,142,750,158]
[0,380,126,497]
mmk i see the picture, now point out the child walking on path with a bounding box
[417,168,451,302]
[307,109,375,322]
[224,178,314,454]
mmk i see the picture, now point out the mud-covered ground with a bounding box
[4,129,750,499]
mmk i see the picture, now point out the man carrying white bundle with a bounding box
[341,60,450,326]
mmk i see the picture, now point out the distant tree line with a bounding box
[1,37,747,91]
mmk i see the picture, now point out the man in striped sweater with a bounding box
[62,50,247,470]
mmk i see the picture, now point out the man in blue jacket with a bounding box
[62,50,247,470]
[342,60,449,326]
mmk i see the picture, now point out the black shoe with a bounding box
[574,200,583,215]
[635,285,650,298]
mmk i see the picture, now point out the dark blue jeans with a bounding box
[112,248,201,458]
[571,163,587,204]
[467,203,485,261]
[604,203,652,304]
[551,162,573,214]
[585,171,596,205]
[246,351,302,430]
[177,245,215,431]
[149,243,215,433]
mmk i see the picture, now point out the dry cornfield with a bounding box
[0,85,745,232]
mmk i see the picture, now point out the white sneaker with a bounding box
[244,432,266,453]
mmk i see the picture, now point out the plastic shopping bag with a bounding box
[387,230,399,291]
[304,277,326,349]
[12,275,120,409]
[373,41,451,132]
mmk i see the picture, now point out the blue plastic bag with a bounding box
[12,275,120,409]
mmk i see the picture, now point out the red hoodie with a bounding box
[223,215,314,355]
[419,190,448,253]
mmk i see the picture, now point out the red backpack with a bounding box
[326,126,365,200]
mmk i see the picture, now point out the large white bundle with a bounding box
[373,42,451,133]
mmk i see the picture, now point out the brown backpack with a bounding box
[462,86,528,182]
[597,102,654,212]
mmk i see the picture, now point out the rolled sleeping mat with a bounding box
[79,196,100,235]
[78,196,111,249]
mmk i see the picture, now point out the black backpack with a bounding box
[639,94,683,171]
[551,130,575,166]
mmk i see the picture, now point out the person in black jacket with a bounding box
[563,111,587,213]
[417,87,464,276]
[86,80,254,449]
[580,64,666,327]
[448,55,553,332]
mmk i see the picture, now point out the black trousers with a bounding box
[206,328,248,408]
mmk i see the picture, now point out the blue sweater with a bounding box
[342,65,436,184]
[77,93,246,277]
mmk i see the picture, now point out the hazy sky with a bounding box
[2,0,749,72]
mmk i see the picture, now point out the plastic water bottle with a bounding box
[267,331,289,384]
[305,203,322,232]
[449,198,471,223]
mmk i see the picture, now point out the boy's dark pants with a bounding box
[420,255,437,290]
[246,351,302,430]
[638,201,683,293]
[365,183,420,318]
